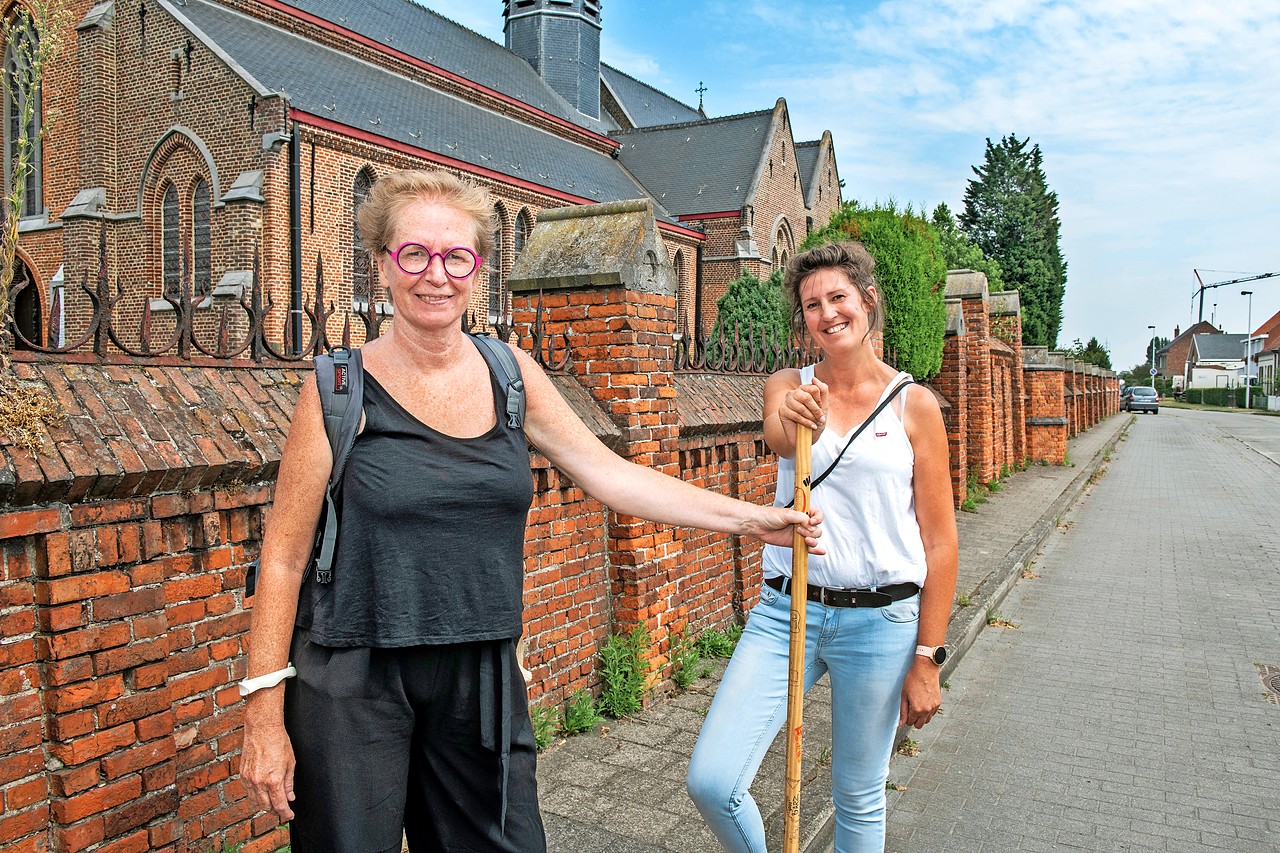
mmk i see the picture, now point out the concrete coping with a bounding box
[1022,345,1050,366]
[77,1,115,30]
[220,170,265,204]
[989,290,1021,316]
[61,187,106,220]
[508,198,675,296]
[944,269,990,299]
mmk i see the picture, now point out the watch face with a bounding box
[932,646,947,665]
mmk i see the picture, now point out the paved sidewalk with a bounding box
[883,408,1280,852]
[538,414,1129,852]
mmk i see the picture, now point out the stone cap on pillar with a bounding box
[989,290,1020,317]
[944,269,989,300]
[507,198,675,295]
[1022,345,1050,366]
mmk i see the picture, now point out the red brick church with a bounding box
[8,0,843,348]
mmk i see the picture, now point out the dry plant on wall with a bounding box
[0,0,70,451]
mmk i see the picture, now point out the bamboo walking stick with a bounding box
[783,424,812,853]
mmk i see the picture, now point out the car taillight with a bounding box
[1153,395,1159,402]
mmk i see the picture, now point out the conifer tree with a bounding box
[959,135,1066,349]
[930,202,1004,291]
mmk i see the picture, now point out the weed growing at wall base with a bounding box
[562,688,603,735]
[599,625,651,717]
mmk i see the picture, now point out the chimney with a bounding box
[1174,325,1180,338]
[504,0,603,120]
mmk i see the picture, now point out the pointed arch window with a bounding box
[4,18,42,218]
[489,204,506,320]
[514,209,532,261]
[162,184,181,297]
[193,178,211,297]
[352,168,374,305]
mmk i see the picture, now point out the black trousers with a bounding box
[284,630,546,853]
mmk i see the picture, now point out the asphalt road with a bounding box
[883,408,1280,852]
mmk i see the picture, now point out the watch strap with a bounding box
[238,663,297,697]
[915,645,944,664]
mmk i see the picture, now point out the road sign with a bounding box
[1150,368,1157,376]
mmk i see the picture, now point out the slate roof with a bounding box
[795,140,820,205]
[611,109,775,216]
[600,64,703,129]
[270,0,610,134]
[1193,333,1247,362]
[176,0,671,217]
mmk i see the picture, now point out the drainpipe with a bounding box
[289,120,303,353]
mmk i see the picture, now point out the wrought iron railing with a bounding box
[673,322,820,374]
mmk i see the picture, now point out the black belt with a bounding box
[765,574,919,608]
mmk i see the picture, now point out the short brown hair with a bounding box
[356,169,495,262]
[783,241,882,342]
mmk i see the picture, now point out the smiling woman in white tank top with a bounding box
[688,241,958,853]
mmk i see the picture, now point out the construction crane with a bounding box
[1193,270,1280,322]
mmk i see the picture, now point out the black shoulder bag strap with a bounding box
[472,334,525,429]
[783,378,915,508]
[311,346,364,584]
[245,347,364,595]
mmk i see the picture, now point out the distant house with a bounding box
[1154,321,1218,380]
[1249,309,1280,395]
[1186,333,1248,388]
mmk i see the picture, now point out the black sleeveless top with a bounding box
[295,357,534,647]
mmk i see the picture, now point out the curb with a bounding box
[801,415,1131,853]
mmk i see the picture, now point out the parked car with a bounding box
[1125,386,1159,414]
[1119,386,1136,408]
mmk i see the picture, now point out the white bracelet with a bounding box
[238,663,297,698]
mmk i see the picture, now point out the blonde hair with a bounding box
[784,240,882,342]
[356,169,495,261]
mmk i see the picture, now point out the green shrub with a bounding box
[530,704,561,750]
[561,689,603,735]
[706,269,792,370]
[695,627,739,659]
[599,625,651,718]
[670,626,712,689]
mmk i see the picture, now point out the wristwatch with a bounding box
[238,664,297,698]
[915,645,947,665]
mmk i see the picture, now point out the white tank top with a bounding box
[762,366,927,589]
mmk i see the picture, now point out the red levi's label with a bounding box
[875,431,888,437]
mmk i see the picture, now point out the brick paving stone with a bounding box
[885,410,1280,853]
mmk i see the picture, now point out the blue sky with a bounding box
[424,0,1280,368]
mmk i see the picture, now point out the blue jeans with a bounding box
[687,584,919,853]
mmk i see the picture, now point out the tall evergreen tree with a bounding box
[930,202,1005,291]
[959,135,1067,349]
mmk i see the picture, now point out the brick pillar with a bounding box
[509,200,686,686]
[937,297,968,506]
[991,292,1025,465]
[946,271,994,483]
[1023,348,1068,463]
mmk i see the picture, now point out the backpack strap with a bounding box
[472,334,525,429]
[311,347,364,584]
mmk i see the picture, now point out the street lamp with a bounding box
[1148,325,1156,388]
[1242,290,1253,410]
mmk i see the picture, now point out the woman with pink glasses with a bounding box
[238,169,822,853]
